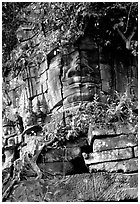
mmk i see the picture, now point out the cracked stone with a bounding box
[7,172,138,202]
[93,134,138,152]
[37,147,82,163]
[89,158,138,173]
[84,147,133,165]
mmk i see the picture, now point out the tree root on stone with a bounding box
[2,137,59,201]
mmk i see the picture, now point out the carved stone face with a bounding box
[46,42,102,111]
[61,48,101,109]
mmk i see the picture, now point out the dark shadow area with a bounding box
[70,157,89,174]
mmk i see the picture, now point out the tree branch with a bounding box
[114,24,136,50]
[128,26,137,41]
[114,25,127,42]
[124,3,133,33]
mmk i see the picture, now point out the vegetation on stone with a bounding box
[2,2,138,78]
[49,90,137,147]
[2,2,138,202]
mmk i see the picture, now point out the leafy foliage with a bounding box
[2,2,30,76]
[44,90,138,147]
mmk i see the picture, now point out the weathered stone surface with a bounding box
[40,70,48,85]
[47,54,62,109]
[88,123,137,146]
[100,64,112,93]
[93,134,138,152]
[63,75,93,107]
[89,158,138,173]
[88,124,115,145]
[3,147,16,169]
[134,146,138,157]
[63,81,95,103]
[38,161,75,176]
[37,146,82,163]
[61,48,101,109]
[38,157,88,176]
[9,180,44,202]
[8,172,138,202]
[93,172,138,201]
[63,51,80,81]
[115,65,128,94]
[84,147,133,165]
[115,123,136,135]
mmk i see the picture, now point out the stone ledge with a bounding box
[8,172,138,202]
[89,158,138,173]
[93,134,138,152]
[88,123,137,145]
[84,147,133,165]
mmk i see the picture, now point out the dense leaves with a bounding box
[2,3,30,76]
[2,2,138,78]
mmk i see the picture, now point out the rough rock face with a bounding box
[6,172,138,202]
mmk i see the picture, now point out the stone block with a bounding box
[84,147,133,165]
[47,82,62,110]
[134,146,138,157]
[39,60,48,75]
[40,71,47,84]
[116,71,128,93]
[88,123,137,146]
[89,158,138,173]
[37,146,82,163]
[93,134,138,152]
[38,161,75,176]
[47,55,62,109]
[114,122,137,135]
[63,84,81,99]
[88,125,115,145]
[9,180,44,202]
[8,172,138,202]
[41,80,48,93]
[100,64,112,92]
